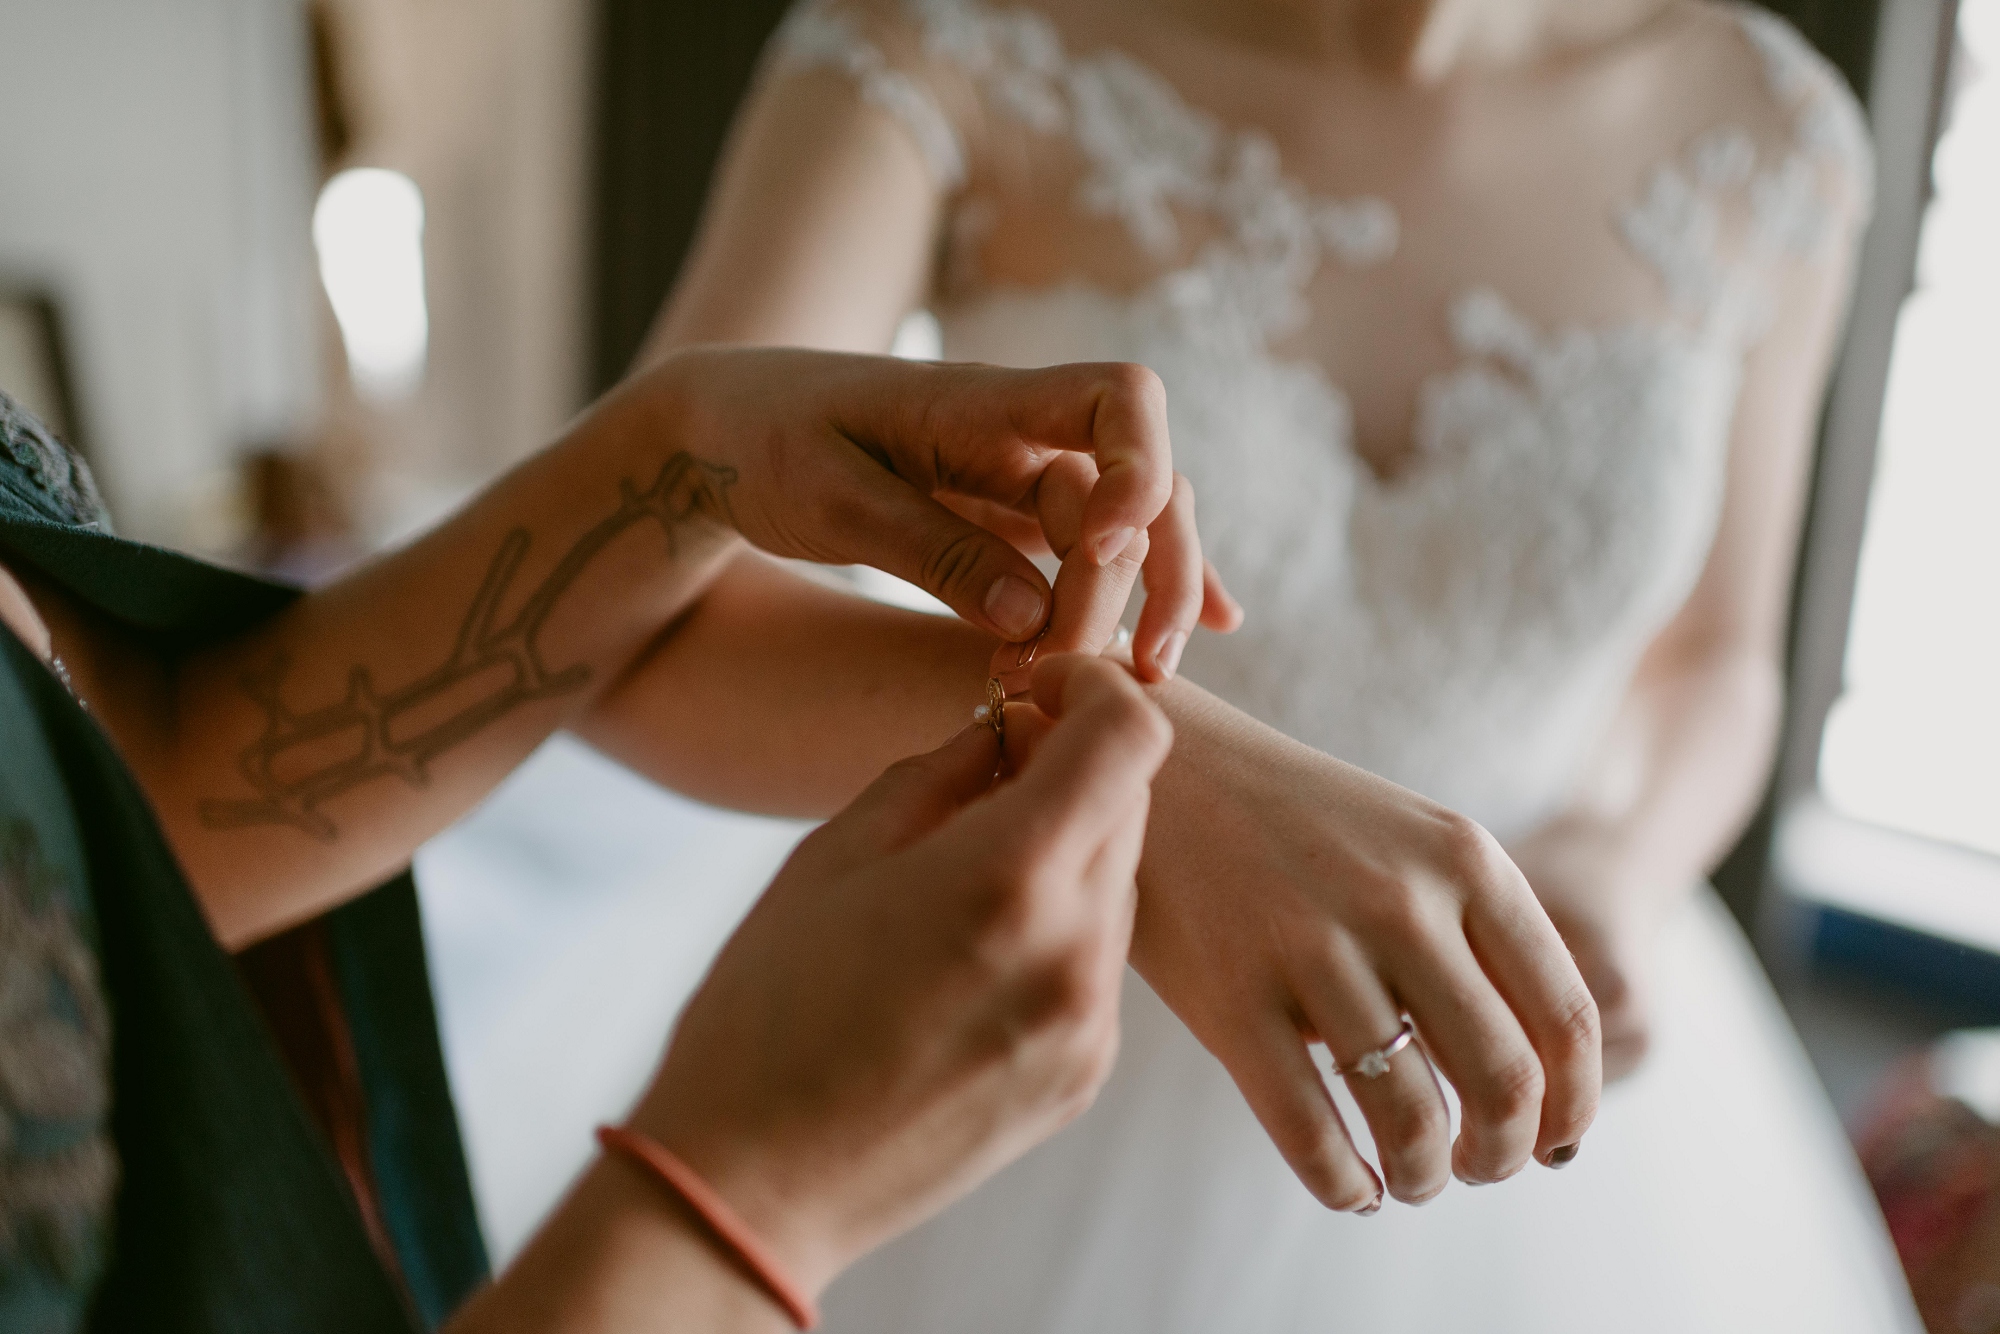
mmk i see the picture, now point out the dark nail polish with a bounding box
[1546,1143,1580,1169]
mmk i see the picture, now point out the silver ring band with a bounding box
[1331,1017,1417,1080]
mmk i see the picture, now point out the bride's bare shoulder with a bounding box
[1640,3,1872,197]
[1661,3,1867,124]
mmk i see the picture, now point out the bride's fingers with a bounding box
[1130,473,1204,682]
[1464,888,1602,1164]
[1293,941,1453,1204]
[1218,1015,1382,1213]
[1199,559,1244,633]
[1391,933,1549,1186]
[991,455,1143,685]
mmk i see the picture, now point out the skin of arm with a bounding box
[446,1163,796,1334]
[596,55,1603,1212]
[1508,189,1868,1078]
[444,655,1173,1334]
[581,549,994,813]
[0,560,1175,1333]
[584,62,1218,810]
[34,344,1193,949]
[40,400,746,946]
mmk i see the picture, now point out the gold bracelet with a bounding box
[984,675,1008,742]
[976,632,1044,750]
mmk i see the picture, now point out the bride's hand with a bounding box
[621,347,1233,681]
[1507,817,1667,1083]
[1135,691,1603,1210]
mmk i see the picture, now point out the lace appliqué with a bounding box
[774,0,1396,347]
[912,12,1771,836]
[0,821,116,1292]
[929,0,1396,269]
[913,0,1067,131]
[772,6,971,189]
[1622,166,1728,310]
[1734,4,1876,201]
[1618,8,1873,327]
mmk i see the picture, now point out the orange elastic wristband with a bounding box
[596,1124,820,1330]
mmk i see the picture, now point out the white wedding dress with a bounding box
[753,1,1924,1329]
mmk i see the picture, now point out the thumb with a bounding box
[836,465,1055,643]
[827,722,1002,857]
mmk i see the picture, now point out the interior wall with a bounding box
[592,0,793,391]
[324,0,596,522]
[0,0,321,549]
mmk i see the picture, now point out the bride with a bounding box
[620,0,1920,1327]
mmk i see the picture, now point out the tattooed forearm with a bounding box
[197,453,737,841]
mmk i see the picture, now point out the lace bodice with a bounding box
[771,0,1870,836]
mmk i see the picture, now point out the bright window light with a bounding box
[1820,0,2000,857]
[313,167,429,402]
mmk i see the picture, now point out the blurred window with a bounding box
[1818,0,1998,861]
[1775,0,2000,960]
[314,167,429,402]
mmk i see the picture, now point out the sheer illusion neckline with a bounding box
[778,0,1868,480]
[773,0,1871,834]
[883,0,1693,486]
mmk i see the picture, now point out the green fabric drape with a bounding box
[0,394,487,1331]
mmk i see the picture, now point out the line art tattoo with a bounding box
[199,453,737,841]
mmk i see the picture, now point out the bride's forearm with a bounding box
[1544,634,1783,897]
[577,557,1268,824]
[576,553,995,816]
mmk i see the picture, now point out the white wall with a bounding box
[0,0,319,547]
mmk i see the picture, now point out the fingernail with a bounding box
[1157,631,1187,679]
[984,576,1045,640]
[1545,1143,1580,1170]
[1091,527,1137,567]
[1357,1194,1383,1217]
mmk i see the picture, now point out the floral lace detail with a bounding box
[912,0,1067,131]
[773,0,1399,333]
[773,6,971,188]
[1618,7,1872,323]
[769,0,1865,834]
[0,821,115,1294]
[1734,3,1876,197]
[1622,166,1730,311]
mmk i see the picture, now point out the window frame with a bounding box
[1757,0,1999,957]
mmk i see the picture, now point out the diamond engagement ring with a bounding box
[1331,1017,1417,1080]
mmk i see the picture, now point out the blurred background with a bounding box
[0,0,1994,1323]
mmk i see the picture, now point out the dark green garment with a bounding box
[0,394,487,1330]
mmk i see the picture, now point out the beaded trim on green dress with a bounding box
[0,395,109,533]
